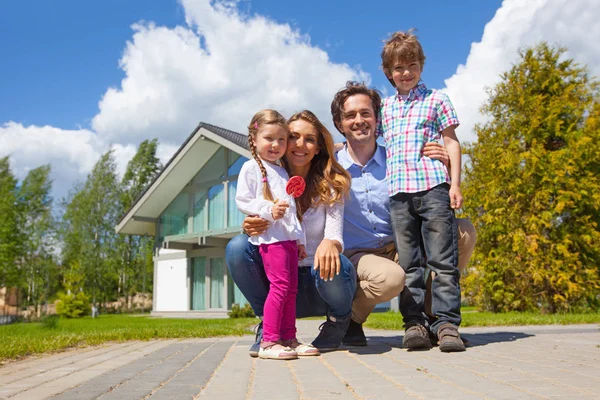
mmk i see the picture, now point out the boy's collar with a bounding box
[397,82,427,101]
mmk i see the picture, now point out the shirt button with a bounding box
[365,189,369,193]
[369,210,373,213]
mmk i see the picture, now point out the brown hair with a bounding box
[330,81,382,136]
[381,29,426,88]
[247,109,287,203]
[283,110,350,216]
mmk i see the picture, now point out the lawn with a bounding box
[364,309,600,330]
[0,314,256,362]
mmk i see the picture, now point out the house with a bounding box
[115,122,251,317]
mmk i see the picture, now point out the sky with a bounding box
[1,0,600,201]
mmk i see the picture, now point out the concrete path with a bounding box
[1,320,599,400]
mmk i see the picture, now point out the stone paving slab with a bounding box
[0,321,598,400]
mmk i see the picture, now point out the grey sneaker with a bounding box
[311,314,351,351]
[403,323,432,349]
[249,321,263,357]
[437,323,465,352]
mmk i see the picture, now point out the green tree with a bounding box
[0,157,21,291]
[16,165,58,314]
[117,139,162,309]
[462,43,600,312]
[61,150,122,308]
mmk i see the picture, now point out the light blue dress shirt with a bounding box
[336,144,395,250]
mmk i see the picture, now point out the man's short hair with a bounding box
[331,81,382,136]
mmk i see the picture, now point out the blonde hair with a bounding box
[283,110,350,215]
[247,109,288,204]
[381,29,426,86]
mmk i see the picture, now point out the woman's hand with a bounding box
[422,142,449,167]
[313,239,342,281]
[242,215,270,236]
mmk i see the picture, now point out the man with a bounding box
[330,81,476,347]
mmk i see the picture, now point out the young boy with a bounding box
[378,30,465,352]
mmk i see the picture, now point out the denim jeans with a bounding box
[225,234,356,319]
[389,183,461,334]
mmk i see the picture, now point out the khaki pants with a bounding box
[344,218,477,323]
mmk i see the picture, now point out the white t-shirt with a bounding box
[236,159,305,246]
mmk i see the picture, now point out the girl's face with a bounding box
[286,119,320,169]
[254,124,287,163]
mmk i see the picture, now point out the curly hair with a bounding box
[282,110,350,215]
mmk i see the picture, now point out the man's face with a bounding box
[339,94,377,147]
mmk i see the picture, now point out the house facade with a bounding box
[116,123,251,317]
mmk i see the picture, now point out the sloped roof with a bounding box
[115,122,250,236]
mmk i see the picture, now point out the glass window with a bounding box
[208,184,225,230]
[191,258,206,310]
[227,153,247,176]
[210,258,224,308]
[193,191,207,233]
[227,181,245,228]
[158,192,189,240]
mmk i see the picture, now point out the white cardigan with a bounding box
[236,159,305,246]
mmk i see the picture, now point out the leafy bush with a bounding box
[56,291,91,318]
[41,314,60,329]
[228,303,255,318]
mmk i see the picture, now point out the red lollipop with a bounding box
[286,176,306,198]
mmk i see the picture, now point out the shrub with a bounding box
[41,314,60,329]
[228,303,255,318]
[56,291,91,318]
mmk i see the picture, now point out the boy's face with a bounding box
[386,59,422,95]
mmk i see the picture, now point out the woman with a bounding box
[225,110,356,357]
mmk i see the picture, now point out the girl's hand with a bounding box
[422,142,449,167]
[298,245,307,260]
[242,215,270,236]
[271,199,289,220]
[449,185,463,209]
[314,239,341,281]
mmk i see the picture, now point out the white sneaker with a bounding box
[283,339,320,356]
[258,343,298,360]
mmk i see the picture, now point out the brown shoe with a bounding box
[437,323,466,352]
[403,323,432,349]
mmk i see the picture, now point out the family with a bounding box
[225,30,477,360]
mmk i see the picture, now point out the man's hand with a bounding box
[298,245,307,261]
[271,199,289,220]
[313,239,341,281]
[422,142,449,167]
[449,184,463,209]
[242,215,269,236]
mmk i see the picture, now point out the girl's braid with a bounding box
[248,131,275,202]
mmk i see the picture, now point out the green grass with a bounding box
[365,310,600,331]
[0,314,256,362]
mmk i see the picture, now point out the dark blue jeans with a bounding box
[225,234,356,319]
[389,183,461,334]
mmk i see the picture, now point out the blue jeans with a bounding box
[389,183,461,334]
[225,234,356,319]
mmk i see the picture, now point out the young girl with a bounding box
[235,109,315,360]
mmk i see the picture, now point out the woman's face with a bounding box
[286,119,320,169]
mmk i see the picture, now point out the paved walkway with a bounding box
[1,321,599,400]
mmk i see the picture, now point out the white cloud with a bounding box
[444,0,600,143]
[1,0,366,200]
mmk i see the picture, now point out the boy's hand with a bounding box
[271,199,289,220]
[298,245,307,260]
[449,185,463,209]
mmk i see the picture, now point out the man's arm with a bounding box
[441,126,462,209]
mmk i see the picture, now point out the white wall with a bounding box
[155,254,189,311]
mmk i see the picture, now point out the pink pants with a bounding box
[259,240,298,343]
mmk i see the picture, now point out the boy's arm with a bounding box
[441,126,463,209]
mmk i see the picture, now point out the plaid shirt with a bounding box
[379,83,459,195]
